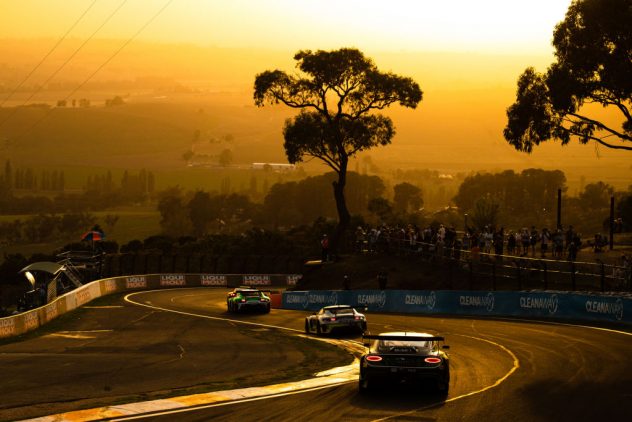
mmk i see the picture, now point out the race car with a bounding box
[359,332,450,394]
[304,305,367,335]
[226,287,271,313]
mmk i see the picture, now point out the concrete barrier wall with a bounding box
[282,290,632,326]
[0,273,302,339]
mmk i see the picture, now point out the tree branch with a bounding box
[567,112,632,142]
[564,125,632,150]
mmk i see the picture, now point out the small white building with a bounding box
[251,163,296,171]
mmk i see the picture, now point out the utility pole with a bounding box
[609,196,615,250]
[557,188,562,229]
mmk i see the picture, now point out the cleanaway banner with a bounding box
[282,290,631,325]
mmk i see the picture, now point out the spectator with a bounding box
[540,228,550,258]
[507,230,516,255]
[530,226,539,257]
[521,228,530,257]
[565,225,575,250]
[321,234,330,262]
[494,227,504,256]
[553,229,564,258]
[567,240,578,261]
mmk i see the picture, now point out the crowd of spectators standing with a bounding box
[353,223,631,288]
[354,223,586,261]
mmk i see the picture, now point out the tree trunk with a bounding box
[331,158,351,255]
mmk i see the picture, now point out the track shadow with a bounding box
[349,382,447,413]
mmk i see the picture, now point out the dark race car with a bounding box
[359,332,450,394]
[226,287,271,313]
[305,305,367,335]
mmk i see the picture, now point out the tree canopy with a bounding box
[254,48,422,248]
[504,0,632,152]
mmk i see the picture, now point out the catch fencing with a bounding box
[361,236,630,293]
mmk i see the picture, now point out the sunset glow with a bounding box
[1,0,571,53]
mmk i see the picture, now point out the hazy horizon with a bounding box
[0,1,629,193]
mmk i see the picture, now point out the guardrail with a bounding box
[282,289,631,326]
[0,273,301,339]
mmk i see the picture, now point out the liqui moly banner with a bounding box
[243,275,272,286]
[0,319,16,338]
[160,274,186,287]
[126,276,147,289]
[201,275,227,286]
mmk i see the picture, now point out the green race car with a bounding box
[227,287,271,313]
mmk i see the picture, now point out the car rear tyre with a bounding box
[437,371,450,395]
[358,377,370,394]
[316,322,322,335]
[305,320,310,334]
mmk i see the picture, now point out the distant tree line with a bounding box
[154,168,632,240]
[0,162,155,215]
[1,161,65,192]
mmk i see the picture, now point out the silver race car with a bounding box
[305,305,367,335]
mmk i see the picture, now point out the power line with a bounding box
[9,0,174,144]
[0,0,128,129]
[0,0,98,108]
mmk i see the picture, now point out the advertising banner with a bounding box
[242,275,272,286]
[282,289,631,325]
[0,318,16,338]
[200,275,228,286]
[126,276,147,289]
[160,274,186,287]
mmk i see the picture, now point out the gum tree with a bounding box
[254,48,422,251]
[504,0,632,152]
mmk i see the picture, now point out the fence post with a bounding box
[516,259,522,290]
[570,261,576,291]
[448,258,453,289]
[600,262,606,292]
[469,261,473,290]
[541,260,548,290]
[492,261,496,291]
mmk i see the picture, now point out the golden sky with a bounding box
[1,0,571,54]
[2,0,628,188]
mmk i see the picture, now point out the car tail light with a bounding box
[240,299,246,303]
[424,357,442,364]
[355,316,361,320]
[366,355,383,362]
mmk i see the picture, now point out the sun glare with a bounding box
[1,0,572,53]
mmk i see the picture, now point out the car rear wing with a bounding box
[363,334,444,341]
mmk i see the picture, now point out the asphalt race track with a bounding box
[2,288,631,421]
